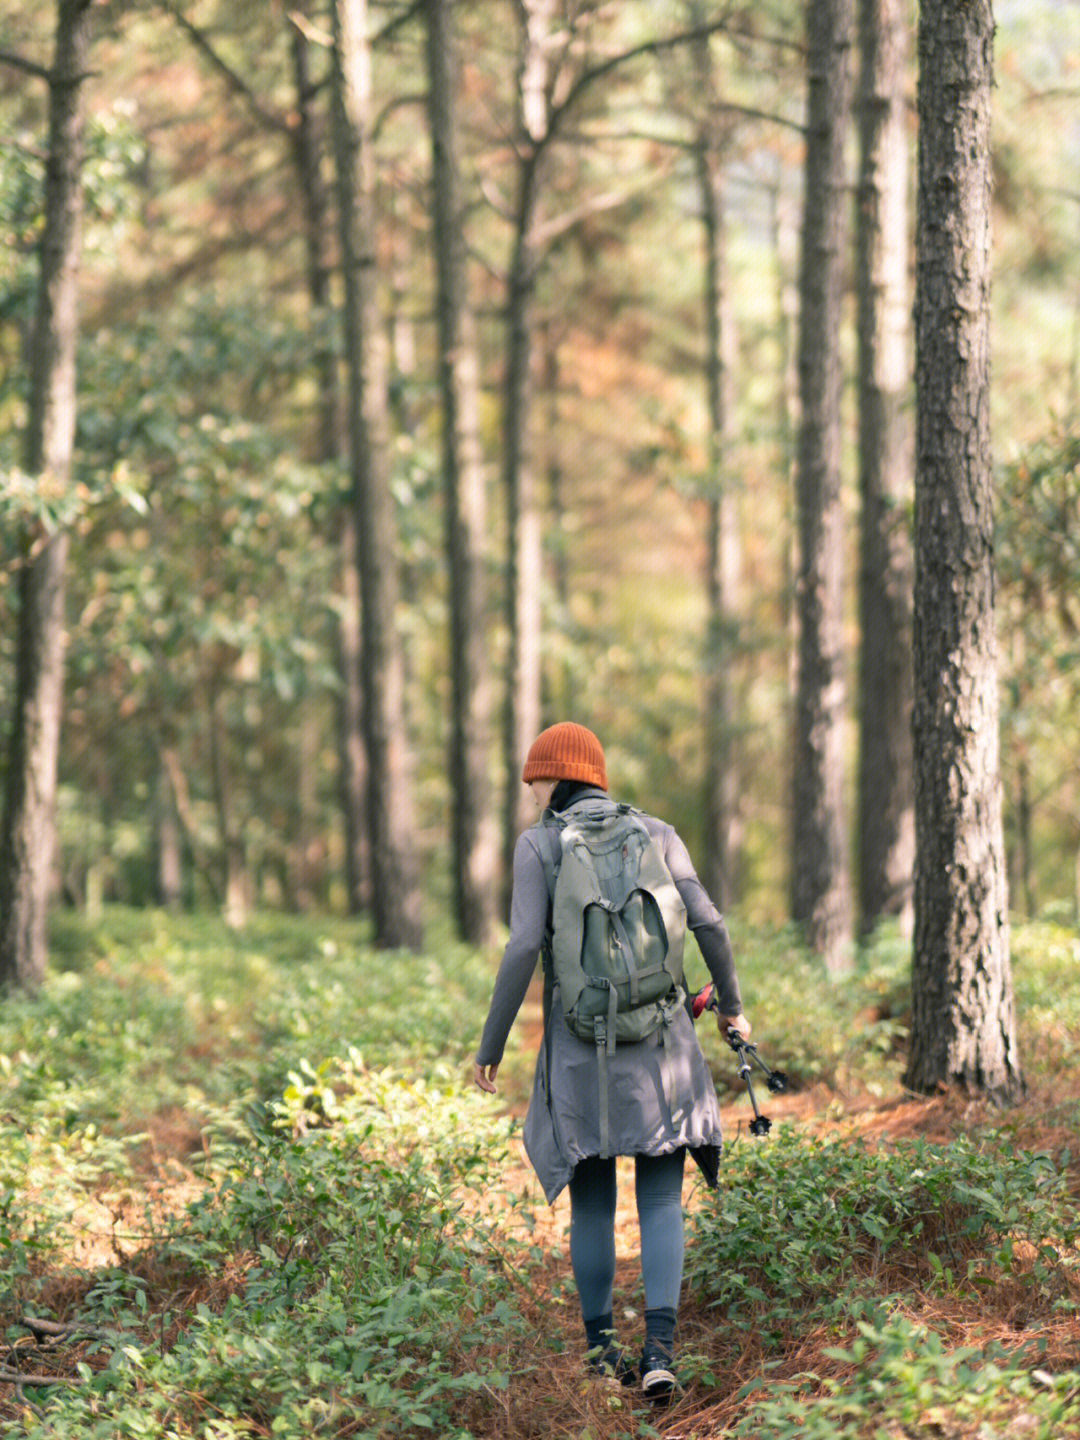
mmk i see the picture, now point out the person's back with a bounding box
[474,722,751,1402]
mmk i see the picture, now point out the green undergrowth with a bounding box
[8,1062,530,1439]
[2,909,540,1438]
[726,1307,1080,1440]
[688,1127,1079,1333]
[685,1125,1080,1437]
[3,908,1080,1438]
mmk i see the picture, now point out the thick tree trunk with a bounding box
[0,0,92,992]
[905,0,1021,1099]
[855,0,915,938]
[424,0,499,945]
[331,0,423,949]
[791,0,855,976]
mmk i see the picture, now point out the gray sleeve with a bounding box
[474,830,552,1066]
[652,820,743,1016]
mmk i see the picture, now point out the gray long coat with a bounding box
[476,791,742,1204]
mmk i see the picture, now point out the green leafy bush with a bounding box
[687,1128,1077,1337]
[12,1062,528,1439]
[730,1307,1080,1439]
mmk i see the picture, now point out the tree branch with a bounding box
[541,16,801,159]
[157,0,291,135]
[0,49,51,82]
[0,1367,85,1387]
[17,1317,120,1342]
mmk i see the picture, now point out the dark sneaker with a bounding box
[586,1343,636,1387]
[640,1347,677,1404]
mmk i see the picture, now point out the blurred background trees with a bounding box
[1,0,1078,993]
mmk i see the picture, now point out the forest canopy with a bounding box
[1,0,1078,943]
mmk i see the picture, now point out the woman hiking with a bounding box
[474,721,749,1403]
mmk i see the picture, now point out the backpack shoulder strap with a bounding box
[533,811,565,897]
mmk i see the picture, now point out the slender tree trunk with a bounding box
[905,0,1021,1099]
[154,765,184,909]
[693,32,743,910]
[773,176,801,851]
[542,327,573,715]
[208,683,251,929]
[0,0,92,992]
[288,20,370,915]
[791,0,855,976]
[424,0,499,945]
[335,514,370,914]
[856,0,915,938]
[330,0,423,949]
[501,0,552,893]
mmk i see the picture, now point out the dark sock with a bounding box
[584,1311,615,1352]
[643,1306,677,1363]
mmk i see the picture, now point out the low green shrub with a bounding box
[12,1063,531,1439]
[730,1306,1080,1439]
[696,922,912,1097]
[687,1128,1078,1338]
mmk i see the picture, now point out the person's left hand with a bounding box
[722,1012,751,1041]
[474,1061,499,1094]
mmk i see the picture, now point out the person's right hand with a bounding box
[474,1061,499,1094]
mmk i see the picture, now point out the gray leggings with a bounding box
[568,1149,686,1321]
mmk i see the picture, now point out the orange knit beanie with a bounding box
[522,722,608,790]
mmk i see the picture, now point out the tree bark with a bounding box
[287,19,370,916]
[424,0,499,945]
[208,681,251,929]
[791,0,855,976]
[0,0,92,992]
[692,31,743,911]
[905,0,1021,1099]
[330,0,423,949]
[500,0,553,897]
[855,0,915,938]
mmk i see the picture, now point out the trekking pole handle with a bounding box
[691,982,719,1019]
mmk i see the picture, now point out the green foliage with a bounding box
[12,1082,522,1438]
[1,909,533,1438]
[729,1307,1080,1439]
[687,1128,1077,1339]
[693,921,911,1098]
[5,911,1080,1437]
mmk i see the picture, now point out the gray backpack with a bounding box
[538,801,687,1154]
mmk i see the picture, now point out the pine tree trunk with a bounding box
[501,0,552,894]
[0,0,92,993]
[855,0,915,939]
[335,512,370,915]
[424,0,499,945]
[331,0,423,949]
[154,766,184,910]
[791,0,855,976]
[905,0,1021,1099]
[288,20,370,916]
[208,682,251,929]
[695,109,743,911]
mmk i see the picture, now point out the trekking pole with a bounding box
[691,984,789,1137]
[723,1027,788,1136]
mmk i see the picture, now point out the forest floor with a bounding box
[465,1039,1080,1440]
[4,912,1080,1439]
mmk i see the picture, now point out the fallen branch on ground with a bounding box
[0,1367,85,1387]
[18,1316,119,1342]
